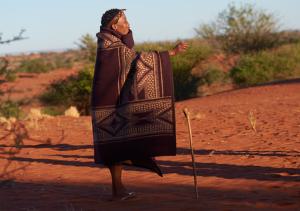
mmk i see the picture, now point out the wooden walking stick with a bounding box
[183,107,199,200]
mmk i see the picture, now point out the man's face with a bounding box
[112,13,130,35]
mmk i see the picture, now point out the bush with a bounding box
[134,41,174,52]
[16,58,54,73]
[40,65,93,115]
[14,53,73,74]
[200,67,228,86]
[277,30,300,45]
[196,3,279,53]
[0,57,17,82]
[230,43,300,86]
[51,55,73,69]
[76,34,97,63]
[41,106,64,116]
[171,40,212,99]
[0,100,21,119]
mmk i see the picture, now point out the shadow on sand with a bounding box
[0,179,299,210]
[1,143,300,182]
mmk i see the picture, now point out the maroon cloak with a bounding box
[91,27,176,176]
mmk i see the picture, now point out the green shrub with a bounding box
[16,58,54,73]
[76,34,97,63]
[51,55,73,69]
[134,41,174,52]
[5,73,17,82]
[14,54,73,73]
[230,43,300,86]
[171,40,212,100]
[40,65,93,115]
[200,67,228,86]
[196,3,279,53]
[0,100,21,119]
[0,57,17,82]
[41,106,64,116]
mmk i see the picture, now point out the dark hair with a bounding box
[101,8,126,27]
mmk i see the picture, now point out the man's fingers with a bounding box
[178,42,188,51]
[179,42,189,50]
[172,41,189,55]
[181,45,188,49]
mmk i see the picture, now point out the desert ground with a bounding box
[0,69,300,210]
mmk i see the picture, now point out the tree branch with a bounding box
[0,29,28,44]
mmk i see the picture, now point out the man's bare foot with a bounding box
[110,191,136,201]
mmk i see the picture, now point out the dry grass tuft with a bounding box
[64,106,80,118]
[248,110,257,132]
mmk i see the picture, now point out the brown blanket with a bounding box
[91,27,176,171]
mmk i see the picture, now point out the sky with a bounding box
[0,0,299,55]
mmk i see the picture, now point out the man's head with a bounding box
[101,9,130,35]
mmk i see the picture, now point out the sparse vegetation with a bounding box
[230,43,300,86]
[14,55,73,73]
[196,3,280,53]
[171,40,213,100]
[0,30,26,81]
[41,106,64,116]
[39,65,93,115]
[0,57,17,81]
[277,30,300,45]
[15,58,54,73]
[134,41,174,52]
[51,55,74,69]
[76,34,97,63]
[200,67,228,86]
[0,100,21,119]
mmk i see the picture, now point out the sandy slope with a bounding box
[0,79,300,210]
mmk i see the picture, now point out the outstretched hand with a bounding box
[168,41,189,56]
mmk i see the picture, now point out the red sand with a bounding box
[1,76,300,210]
[0,68,79,107]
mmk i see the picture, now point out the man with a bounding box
[91,8,188,200]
